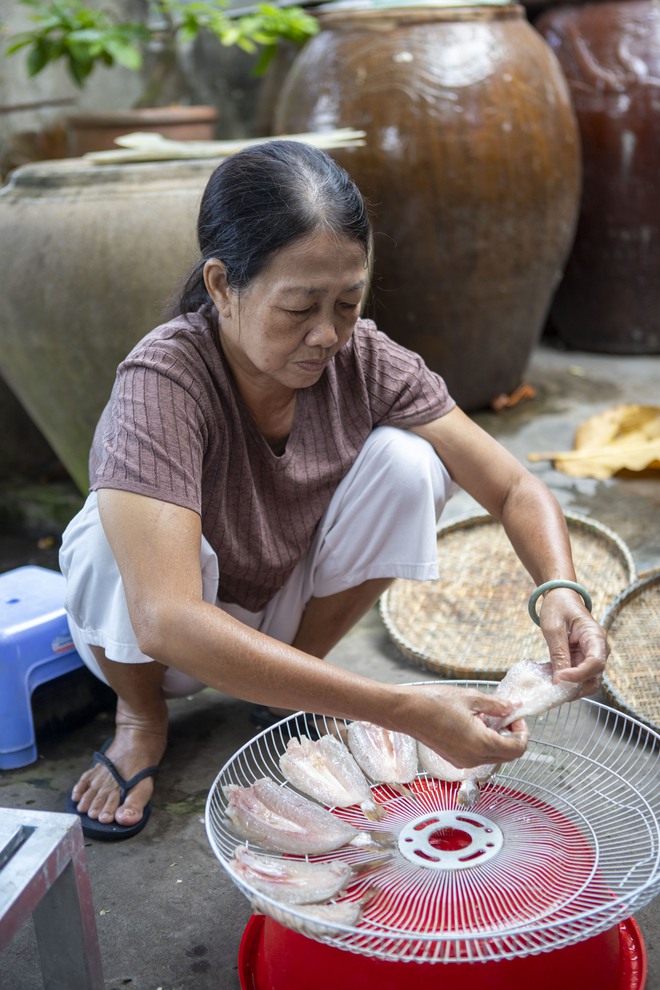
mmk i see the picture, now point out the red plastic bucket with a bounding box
[239,914,647,990]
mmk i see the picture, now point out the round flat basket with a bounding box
[380,512,635,679]
[602,569,660,732]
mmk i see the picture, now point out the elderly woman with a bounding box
[60,140,607,840]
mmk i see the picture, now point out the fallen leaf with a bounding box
[491,382,538,411]
[528,404,660,478]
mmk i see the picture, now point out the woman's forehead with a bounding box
[277,279,366,298]
[262,231,367,282]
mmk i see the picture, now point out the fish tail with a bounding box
[456,779,481,808]
[362,800,387,822]
[391,782,421,803]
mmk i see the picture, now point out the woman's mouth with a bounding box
[296,358,328,373]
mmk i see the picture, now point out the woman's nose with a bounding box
[305,318,338,348]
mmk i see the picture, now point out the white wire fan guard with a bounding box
[205,683,660,965]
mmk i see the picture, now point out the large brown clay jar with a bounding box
[275,2,581,409]
[537,0,660,353]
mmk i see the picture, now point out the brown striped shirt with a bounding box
[90,312,454,610]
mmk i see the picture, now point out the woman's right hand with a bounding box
[392,683,529,769]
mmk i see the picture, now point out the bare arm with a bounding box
[96,488,527,768]
[411,408,609,692]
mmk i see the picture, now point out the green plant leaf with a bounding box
[219,25,240,45]
[252,42,277,76]
[67,47,94,84]
[103,37,143,70]
[234,36,258,53]
[26,38,53,75]
[8,0,318,91]
[5,37,35,56]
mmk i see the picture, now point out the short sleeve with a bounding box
[91,346,209,515]
[350,320,455,426]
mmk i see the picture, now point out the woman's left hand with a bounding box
[410,408,610,698]
[538,588,610,697]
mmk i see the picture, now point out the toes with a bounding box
[71,743,158,828]
[115,804,142,826]
[78,784,121,823]
[73,774,152,825]
[72,763,110,802]
[71,767,97,802]
[72,764,123,820]
[115,780,152,825]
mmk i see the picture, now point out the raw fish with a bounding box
[229,845,353,904]
[347,721,418,784]
[494,658,582,723]
[280,734,385,820]
[249,892,367,937]
[223,777,366,854]
[421,660,581,807]
[295,898,366,933]
[418,745,467,782]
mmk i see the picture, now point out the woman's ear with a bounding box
[204,259,233,317]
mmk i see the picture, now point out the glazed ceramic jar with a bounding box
[537,0,660,353]
[275,0,581,408]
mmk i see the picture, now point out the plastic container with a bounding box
[239,913,647,990]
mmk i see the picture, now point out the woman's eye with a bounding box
[288,307,314,317]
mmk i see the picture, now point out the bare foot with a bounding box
[71,710,168,827]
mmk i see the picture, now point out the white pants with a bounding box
[59,427,455,697]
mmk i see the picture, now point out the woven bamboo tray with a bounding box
[601,569,660,732]
[380,511,636,680]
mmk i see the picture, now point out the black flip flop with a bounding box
[66,740,159,841]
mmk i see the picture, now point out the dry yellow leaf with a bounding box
[528,404,660,479]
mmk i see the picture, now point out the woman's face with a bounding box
[208,230,368,393]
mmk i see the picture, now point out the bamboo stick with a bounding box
[528,440,660,463]
[84,129,367,165]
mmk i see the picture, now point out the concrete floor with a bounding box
[1,341,659,990]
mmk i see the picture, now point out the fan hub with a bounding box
[397,809,503,870]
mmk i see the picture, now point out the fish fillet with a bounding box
[229,845,353,904]
[294,898,366,933]
[223,777,366,854]
[249,892,367,936]
[280,734,385,820]
[421,660,581,806]
[418,745,467,782]
[347,721,418,783]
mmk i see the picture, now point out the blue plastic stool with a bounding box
[0,566,85,770]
